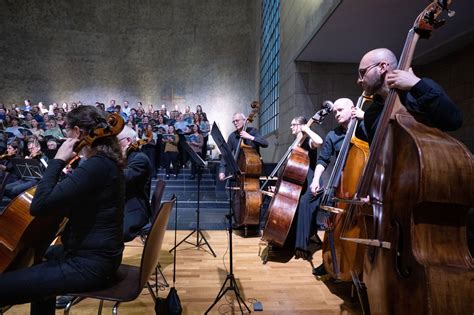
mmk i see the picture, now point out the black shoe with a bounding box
[165,174,170,179]
[312,263,328,277]
[189,175,195,180]
[294,249,312,260]
[231,222,244,230]
[56,295,74,309]
[310,234,323,246]
[173,174,178,179]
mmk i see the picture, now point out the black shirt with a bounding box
[30,155,125,264]
[300,137,318,171]
[317,125,346,169]
[358,78,463,144]
[219,126,268,174]
[124,150,152,218]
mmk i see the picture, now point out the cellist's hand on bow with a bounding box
[218,172,226,181]
[55,138,79,163]
[310,181,320,196]
[239,130,254,141]
[386,68,421,91]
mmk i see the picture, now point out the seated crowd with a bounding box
[0,99,211,205]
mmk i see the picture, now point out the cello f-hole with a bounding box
[391,219,411,278]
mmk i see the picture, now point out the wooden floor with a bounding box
[8,231,362,314]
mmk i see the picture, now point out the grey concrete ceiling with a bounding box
[296,0,474,65]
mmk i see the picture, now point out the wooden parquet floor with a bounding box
[7,231,362,314]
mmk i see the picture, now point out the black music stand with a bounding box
[169,140,216,257]
[11,158,44,180]
[205,122,251,314]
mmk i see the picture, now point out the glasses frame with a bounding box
[358,62,381,80]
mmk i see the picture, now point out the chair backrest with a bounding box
[139,196,175,289]
[0,172,10,205]
[150,180,166,222]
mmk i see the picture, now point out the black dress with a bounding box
[292,138,318,252]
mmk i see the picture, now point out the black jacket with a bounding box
[31,155,125,267]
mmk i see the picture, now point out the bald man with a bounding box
[309,98,364,277]
[309,98,363,196]
[356,48,462,144]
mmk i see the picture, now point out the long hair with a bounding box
[66,105,125,169]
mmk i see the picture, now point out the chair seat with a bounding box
[64,197,175,314]
[72,264,141,302]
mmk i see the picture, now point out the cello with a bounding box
[345,2,473,314]
[319,94,372,281]
[0,112,124,273]
[262,104,333,247]
[232,101,262,226]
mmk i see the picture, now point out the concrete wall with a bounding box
[262,0,341,163]
[0,0,259,138]
[417,42,474,152]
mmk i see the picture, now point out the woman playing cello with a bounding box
[289,116,323,260]
[0,105,126,314]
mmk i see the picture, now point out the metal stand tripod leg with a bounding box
[205,273,251,314]
[205,179,251,314]
[169,168,216,257]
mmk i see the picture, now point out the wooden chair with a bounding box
[64,197,176,315]
[149,180,169,290]
[150,179,166,222]
[0,172,10,212]
[140,179,166,242]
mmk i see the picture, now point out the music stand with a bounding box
[205,122,251,314]
[169,140,216,257]
[11,158,43,180]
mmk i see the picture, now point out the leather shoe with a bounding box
[312,263,328,277]
[56,295,74,309]
[294,249,311,260]
[165,174,170,179]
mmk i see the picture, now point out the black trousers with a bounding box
[164,151,179,175]
[190,152,203,176]
[0,245,119,315]
[294,169,321,251]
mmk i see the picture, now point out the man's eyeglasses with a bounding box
[290,123,301,127]
[358,62,381,80]
[232,119,243,124]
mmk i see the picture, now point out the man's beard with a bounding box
[366,73,386,96]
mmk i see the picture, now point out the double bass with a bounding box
[318,94,372,281]
[0,113,125,273]
[346,2,473,314]
[232,101,262,226]
[262,103,333,247]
